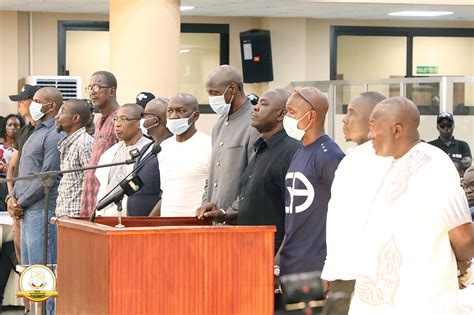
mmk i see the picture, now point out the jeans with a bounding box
[21,209,57,315]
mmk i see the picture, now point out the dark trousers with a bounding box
[326,280,356,315]
[0,241,17,306]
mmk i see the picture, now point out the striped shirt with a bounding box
[80,110,118,216]
[56,127,93,217]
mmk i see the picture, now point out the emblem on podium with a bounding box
[17,264,59,301]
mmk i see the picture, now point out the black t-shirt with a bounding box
[428,137,471,161]
[237,129,301,254]
[280,135,345,276]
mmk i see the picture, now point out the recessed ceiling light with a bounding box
[388,11,453,17]
[180,5,195,11]
[180,49,190,53]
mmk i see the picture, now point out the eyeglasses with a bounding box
[141,112,158,119]
[463,182,474,190]
[113,117,140,124]
[294,90,317,112]
[438,123,453,129]
[85,84,113,93]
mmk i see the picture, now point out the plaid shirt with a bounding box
[56,127,93,217]
[80,110,118,216]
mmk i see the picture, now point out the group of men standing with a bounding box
[5,63,474,314]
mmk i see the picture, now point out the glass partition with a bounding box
[179,33,220,104]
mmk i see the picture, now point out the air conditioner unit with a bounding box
[25,75,82,100]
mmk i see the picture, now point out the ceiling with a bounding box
[0,0,473,21]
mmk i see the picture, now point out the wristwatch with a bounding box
[274,265,280,277]
[5,194,13,204]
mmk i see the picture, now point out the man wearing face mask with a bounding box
[157,93,211,217]
[7,87,64,315]
[128,97,171,216]
[198,65,259,215]
[278,87,344,278]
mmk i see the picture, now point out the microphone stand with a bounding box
[0,158,137,266]
[91,142,160,223]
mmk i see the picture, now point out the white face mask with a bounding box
[30,101,47,121]
[208,85,233,116]
[140,117,159,137]
[166,115,193,136]
[139,118,148,136]
[283,111,311,141]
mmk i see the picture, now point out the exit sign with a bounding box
[416,66,438,75]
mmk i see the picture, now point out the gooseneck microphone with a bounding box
[90,142,161,222]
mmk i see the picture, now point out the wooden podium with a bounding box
[56,217,275,314]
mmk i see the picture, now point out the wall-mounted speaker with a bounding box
[240,29,273,83]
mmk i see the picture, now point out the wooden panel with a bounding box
[75,216,212,228]
[107,228,274,315]
[57,224,109,314]
[56,219,274,315]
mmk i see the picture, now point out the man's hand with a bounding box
[322,279,330,298]
[7,197,23,220]
[196,203,225,223]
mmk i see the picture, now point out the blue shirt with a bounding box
[12,118,64,211]
[280,135,344,275]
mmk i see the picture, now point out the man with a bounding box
[7,84,41,181]
[321,92,390,308]
[196,89,300,255]
[202,65,259,212]
[6,84,40,266]
[278,87,345,277]
[80,71,120,216]
[428,112,472,169]
[95,104,151,216]
[7,87,64,314]
[139,97,172,144]
[55,99,94,217]
[158,93,211,217]
[463,166,474,220]
[127,97,171,217]
[349,97,474,315]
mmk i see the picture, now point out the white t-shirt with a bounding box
[349,142,471,315]
[159,131,211,217]
[322,141,393,281]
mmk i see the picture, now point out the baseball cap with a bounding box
[9,84,41,101]
[136,92,155,108]
[437,112,454,124]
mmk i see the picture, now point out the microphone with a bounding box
[90,142,161,222]
[95,175,144,211]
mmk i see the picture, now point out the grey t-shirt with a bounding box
[205,100,259,211]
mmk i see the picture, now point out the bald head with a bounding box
[369,96,420,158]
[378,96,420,131]
[169,93,198,112]
[290,87,329,124]
[146,97,169,124]
[35,87,63,108]
[266,88,291,111]
[207,65,243,90]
